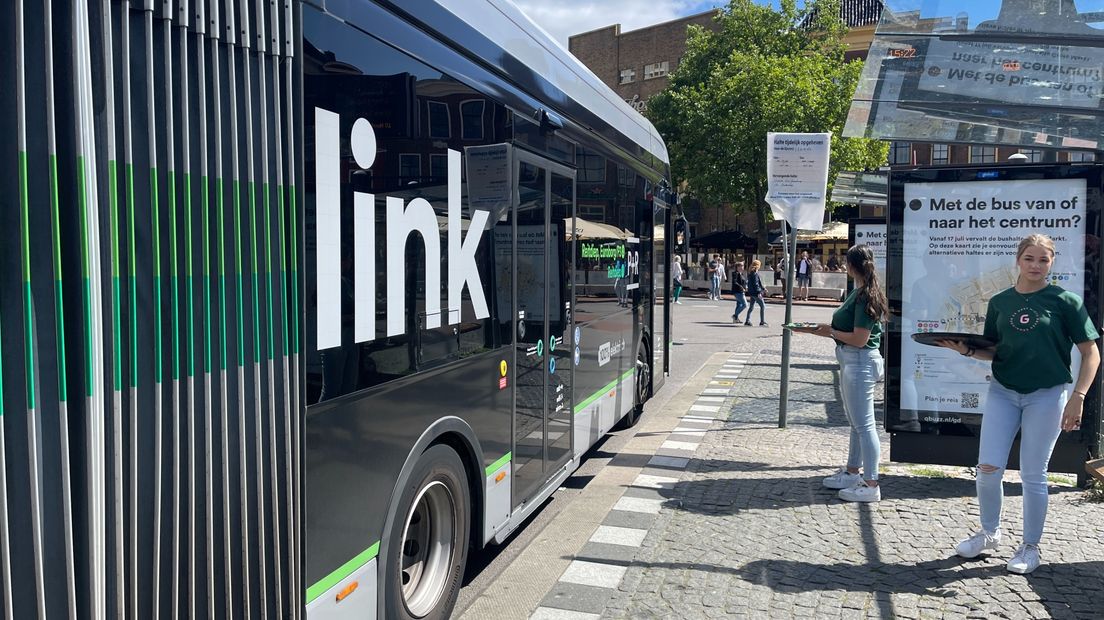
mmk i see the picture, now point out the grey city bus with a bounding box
[0,0,674,618]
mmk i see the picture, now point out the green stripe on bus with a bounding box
[305,542,380,605]
[109,160,122,391]
[77,156,93,397]
[152,169,162,383]
[128,164,138,388]
[574,368,635,414]
[485,451,512,477]
[50,155,68,400]
[169,170,180,381]
[19,151,35,408]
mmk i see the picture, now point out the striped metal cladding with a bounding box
[0,1,303,618]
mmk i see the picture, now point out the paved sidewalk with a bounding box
[528,336,1104,619]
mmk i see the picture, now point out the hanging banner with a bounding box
[899,177,1087,421]
[765,132,831,231]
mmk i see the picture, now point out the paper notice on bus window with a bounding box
[465,144,512,222]
[900,178,1087,419]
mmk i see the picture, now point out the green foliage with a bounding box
[648,0,887,246]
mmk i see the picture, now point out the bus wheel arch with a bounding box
[379,418,484,619]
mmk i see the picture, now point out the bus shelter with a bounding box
[885,163,1103,476]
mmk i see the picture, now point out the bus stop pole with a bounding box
[779,220,798,428]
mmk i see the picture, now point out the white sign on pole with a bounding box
[766,132,831,231]
[900,178,1087,420]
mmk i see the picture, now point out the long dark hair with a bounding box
[846,245,887,322]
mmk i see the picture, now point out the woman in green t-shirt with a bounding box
[796,245,887,502]
[938,234,1100,575]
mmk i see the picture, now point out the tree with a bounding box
[647,0,887,250]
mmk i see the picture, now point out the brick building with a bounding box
[568,10,721,116]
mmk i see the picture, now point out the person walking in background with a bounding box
[731,261,748,324]
[775,256,787,296]
[796,251,812,301]
[672,255,684,304]
[939,234,1099,574]
[743,260,767,326]
[706,254,720,300]
[713,254,727,301]
[797,245,886,502]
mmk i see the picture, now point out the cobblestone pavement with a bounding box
[599,336,1104,619]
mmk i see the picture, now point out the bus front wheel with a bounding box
[383,444,470,620]
[618,344,650,429]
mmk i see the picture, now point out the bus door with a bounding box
[511,151,576,506]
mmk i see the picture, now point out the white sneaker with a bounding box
[838,480,881,502]
[675,300,682,304]
[1007,543,1041,574]
[955,529,1002,558]
[822,469,862,490]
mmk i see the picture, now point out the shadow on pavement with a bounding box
[734,556,1104,618]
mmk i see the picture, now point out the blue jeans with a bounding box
[977,381,1066,544]
[710,275,721,298]
[732,293,747,319]
[744,295,765,323]
[835,344,884,481]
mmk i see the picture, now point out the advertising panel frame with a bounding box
[886,164,1104,474]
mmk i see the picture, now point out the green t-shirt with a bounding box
[983,285,1099,393]
[831,287,882,349]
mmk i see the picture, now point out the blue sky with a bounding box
[514,0,723,46]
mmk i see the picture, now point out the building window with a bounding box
[578,148,605,183]
[932,143,949,164]
[969,146,996,163]
[428,101,450,139]
[1068,151,1095,162]
[643,61,669,80]
[399,153,421,181]
[1019,149,1043,162]
[430,153,448,180]
[619,68,636,84]
[889,141,911,165]
[579,203,606,220]
[460,100,485,140]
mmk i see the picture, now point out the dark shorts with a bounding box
[796,274,811,285]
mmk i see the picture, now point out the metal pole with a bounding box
[44,0,80,614]
[255,1,285,611]
[778,219,799,428]
[141,1,168,614]
[100,1,127,616]
[193,2,218,617]
[271,0,298,609]
[227,1,258,613]
[176,1,198,616]
[119,3,141,617]
[239,0,271,612]
[159,9,184,618]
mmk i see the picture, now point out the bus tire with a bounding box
[618,343,650,429]
[383,443,470,620]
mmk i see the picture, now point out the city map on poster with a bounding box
[900,178,1087,420]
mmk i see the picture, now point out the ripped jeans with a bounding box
[835,344,884,481]
[976,381,1066,545]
